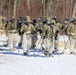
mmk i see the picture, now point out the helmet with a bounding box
[38,17,42,21]
[26,16,31,19]
[42,18,47,24]
[26,18,31,23]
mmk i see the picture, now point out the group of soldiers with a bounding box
[0,16,76,57]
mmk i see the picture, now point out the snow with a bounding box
[0,35,76,75]
[0,34,8,46]
[0,34,8,41]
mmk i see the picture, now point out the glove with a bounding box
[70,33,74,35]
[43,36,45,39]
[56,30,59,34]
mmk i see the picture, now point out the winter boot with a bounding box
[23,50,28,55]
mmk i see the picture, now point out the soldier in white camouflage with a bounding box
[8,17,17,51]
[42,17,54,56]
[63,18,69,35]
[51,17,62,53]
[1,17,7,35]
[67,17,76,54]
[31,19,37,49]
[20,16,35,55]
[35,17,43,49]
[0,16,6,35]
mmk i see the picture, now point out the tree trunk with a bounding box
[16,0,21,19]
[44,0,45,16]
[27,0,30,15]
[8,0,11,19]
[13,0,17,18]
[1,0,3,16]
[72,2,76,18]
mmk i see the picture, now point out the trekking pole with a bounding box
[63,35,66,48]
[62,37,69,53]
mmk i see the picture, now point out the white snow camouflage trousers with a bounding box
[69,37,76,53]
[43,36,54,54]
[8,33,17,51]
[35,34,42,49]
[22,34,32,53]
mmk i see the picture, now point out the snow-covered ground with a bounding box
[0,35,76,75]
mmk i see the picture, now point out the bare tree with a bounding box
[17,0,21,17]
[27,0,30,15]
[8,0,11,19]
[43,0,46,16]
[42,0,46,16]
[13,0,17,18]
[72,2,76,18]
[0,0,3,16]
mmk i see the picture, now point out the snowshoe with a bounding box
[44,51,52,57]
[44,52,48,56]
[55,48,58,52]
[70,52,76,55]
[23,52,28,55]
[18,42,22,47]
